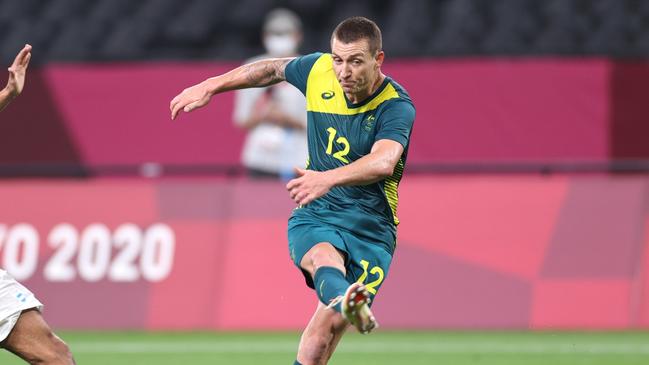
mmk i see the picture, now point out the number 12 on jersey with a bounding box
[325,127,350,164]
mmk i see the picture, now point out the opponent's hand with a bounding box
[5,44,31,97]
[170,81,213,120]
[286,168,333,206]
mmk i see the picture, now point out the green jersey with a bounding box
[285,52,415,252]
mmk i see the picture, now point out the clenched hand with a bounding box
[286,168,333,206]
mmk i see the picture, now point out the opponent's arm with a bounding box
[170,57,294,120]
[286,139,404,206]
[0,44,32,113]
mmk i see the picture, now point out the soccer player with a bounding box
[0,45,76,365]
[171,17,415,365]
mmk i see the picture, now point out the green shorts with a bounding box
[287,215,394,301]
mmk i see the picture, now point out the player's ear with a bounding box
[375,50,384,69]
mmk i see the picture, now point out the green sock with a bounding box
[313,266,349,312]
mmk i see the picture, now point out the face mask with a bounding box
[264,35,297,57]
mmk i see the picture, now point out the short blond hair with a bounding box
[331,17,382,55]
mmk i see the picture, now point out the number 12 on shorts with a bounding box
[356,259,384,295]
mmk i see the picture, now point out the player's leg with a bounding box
[296,301,348,365]
[1,309,75,365]
[288,223,377,364]
[299,241,378,333]
[295,241,379,364]
[294,242,349,365]
[300,242,349,310]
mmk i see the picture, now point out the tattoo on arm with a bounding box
[243,58,290,87]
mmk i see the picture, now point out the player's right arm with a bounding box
[170,57,293,120]
[0,44,32,113]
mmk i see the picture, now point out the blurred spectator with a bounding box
[232,8,308,180]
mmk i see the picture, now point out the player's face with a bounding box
[331,37,383,97]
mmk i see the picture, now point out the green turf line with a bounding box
[0,331,647,365]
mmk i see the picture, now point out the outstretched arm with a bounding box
[170,57,293,120]
[286,139,404,206]
[0,44,32,113]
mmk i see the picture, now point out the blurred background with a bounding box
[1,0,649,364]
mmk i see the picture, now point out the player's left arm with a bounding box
[286,139,403,206]
[0,44,32,113]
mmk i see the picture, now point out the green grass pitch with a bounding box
[1,331,648,364]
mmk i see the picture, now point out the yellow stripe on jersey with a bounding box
[384,158,404,225]
[306,54,400,115]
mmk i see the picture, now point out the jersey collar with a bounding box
[343,76,391,109]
